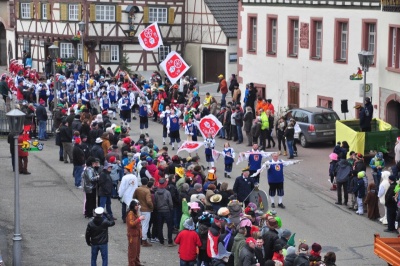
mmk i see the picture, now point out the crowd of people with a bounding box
[329,141,400,236]
[5,60,399,266]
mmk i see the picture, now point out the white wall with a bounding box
[239,6,381,119]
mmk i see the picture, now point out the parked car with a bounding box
[285,107,340,147]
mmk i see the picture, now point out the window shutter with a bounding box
[116,5,121,23]
[77,4,82,21]
[38,3,42,19]
[83,45,88,62]
[90,4,96,22]
[60,4,67,21]
[143,6,149,23]
[168,8,174,24]
[30,3,34,19]
[46,4,51,20]
[15,3,19,19]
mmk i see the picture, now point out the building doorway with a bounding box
[203,49,225,83]
[386,99,400,128]
[288,81,300,109]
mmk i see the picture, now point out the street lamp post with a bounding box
[78,21,86,70]
[48,44,59,107]
[358,50,374,106]
[6,109,26,266]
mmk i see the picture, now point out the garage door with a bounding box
[203,49,225,83]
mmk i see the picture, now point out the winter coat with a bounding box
[385,182,397,208]
[98,170,113,197]
[175,229,202,261]
[293,253,310,266]
[133,185,154,212]
[72,144,85,166]
[35,105,47,121]
[154,188,173,212]
[235,111,244,127]
[364,183,380,220]
[285,253,298,266]
[118,174,138,206]
[90,144,105,165]
[262,229,279,260]
[285,126,295,141]
[353,178,366,198]
[239,245,257,266]
[83,167,99,193]
[232,233,246,266]
[85,214,115,246]
[233,175,255,203]
[59,125,72,142]
[250,122,261,139]
[334,159,352,183]
[167,182,180,207]
[243,112,253,132]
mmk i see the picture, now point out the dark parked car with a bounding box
[285,107,340,147]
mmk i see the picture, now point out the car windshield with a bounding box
[314,113,339,124]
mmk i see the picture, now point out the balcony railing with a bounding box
[382,0,400,11]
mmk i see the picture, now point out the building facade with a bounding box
[238,0,400,126]
[184,0,238,83]
[13,0,185,74]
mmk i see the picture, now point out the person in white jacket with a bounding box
[118,166,138,223]
[377,171,391,225]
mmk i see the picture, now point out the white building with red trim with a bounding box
[237,0,400,126]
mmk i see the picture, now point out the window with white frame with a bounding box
[69,4,79,21]
[158,45,170,62]
[23,39,31,53]
[248,17,257,52]
[60,43,74,58]
[96,5,115,22]
[292,20,299,55]
[340,22,348,60]
[101,45,119,63]
[272,19,277,53]
[149,7,168,23]
[77,44,83,61]
[389,27,398,69]
[21,3,31,19]
[315,21,322,58]
[42,4,47,20]
[368,24,375,53]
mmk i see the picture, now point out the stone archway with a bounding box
[0,22,7,65]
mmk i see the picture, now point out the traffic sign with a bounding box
[359,83,372,97]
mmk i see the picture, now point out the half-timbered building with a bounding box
[185,0,238,83]
[13,0,185,74]
[238,0,400,126]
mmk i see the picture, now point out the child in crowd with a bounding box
[221,142,235,179]
[204,133,215,169]
[364,183,381,220]
[328,153,338,191]
[185,118,196,141]
[353,171,366,215]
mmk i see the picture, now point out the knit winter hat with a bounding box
[109,156,116,164]
[286,246,296,255]
[183,218,195,230]
[312,243,322,253]
[357,171,366,178]
[282,229,292,238]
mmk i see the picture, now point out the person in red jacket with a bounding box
[18,133,30,174]
[217,74,228,108]
[175,218,202,266]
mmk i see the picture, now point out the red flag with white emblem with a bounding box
[138,22,163,51]
[159,51,190,84]
[195,115,223,139]
[177,141,204,154]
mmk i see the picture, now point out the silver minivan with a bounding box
[285,107,340,147]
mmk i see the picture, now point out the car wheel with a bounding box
[300,134,309,148]
[37,144,44,151]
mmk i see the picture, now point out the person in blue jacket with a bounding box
[233,167,256,206]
